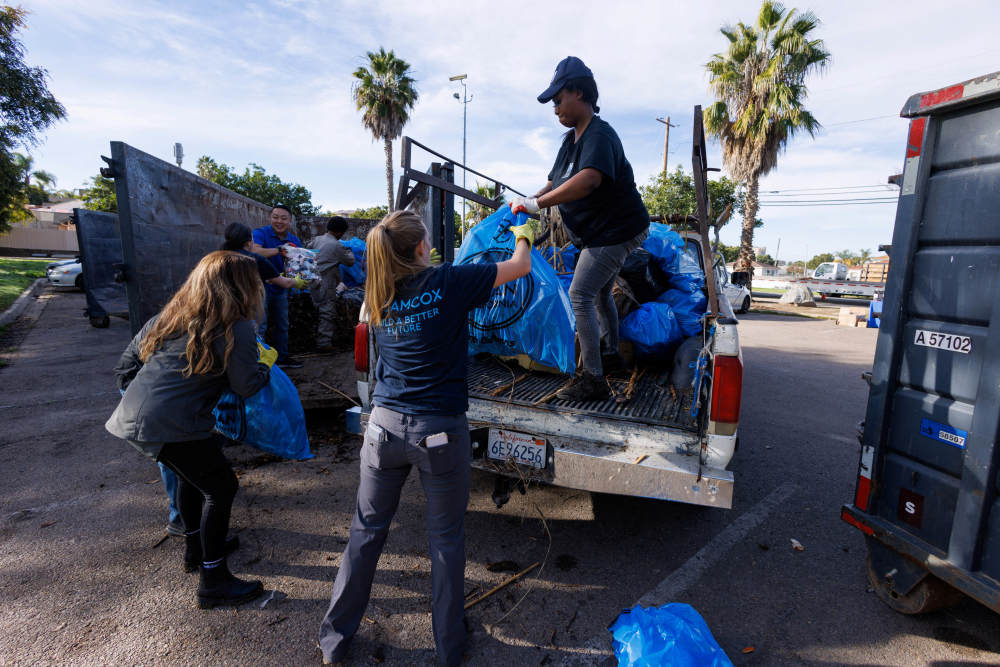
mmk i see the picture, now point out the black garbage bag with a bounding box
[620,249,670,303]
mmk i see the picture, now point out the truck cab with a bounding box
[813,261,847,280]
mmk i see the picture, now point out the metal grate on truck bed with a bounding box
[466,356,698,431]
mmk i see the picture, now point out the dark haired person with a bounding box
[222,222,306,291]
[511,55,649,401]
[252,204,305,368]
[309,216,356,352]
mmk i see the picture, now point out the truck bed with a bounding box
[466,356,697,431]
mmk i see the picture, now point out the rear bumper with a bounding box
[841,504,1000,612]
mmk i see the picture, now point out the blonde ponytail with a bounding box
[366,210,429,328]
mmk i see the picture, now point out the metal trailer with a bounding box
[753,276,885,298]
[842,71,1000,614]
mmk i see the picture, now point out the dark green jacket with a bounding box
[106,316,269,444]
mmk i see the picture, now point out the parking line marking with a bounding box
[560,482,798,665]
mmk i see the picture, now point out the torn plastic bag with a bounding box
[657,288,707,337]
[610,603,733,667]
[341,238,367,287]
[642,223,685,274]
[456,206,576,375]
[620,301,683,360]
[213,350,313,460]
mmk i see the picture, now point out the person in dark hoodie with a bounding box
[106,250,272,609]
[511,56,649,401]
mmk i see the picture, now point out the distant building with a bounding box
[26,197,84,228]
[726,260,779,277]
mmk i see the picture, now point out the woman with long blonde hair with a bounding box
[107,251,273,609]
[318,209,539,665]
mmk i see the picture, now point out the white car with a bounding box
[46,258,83,289]
[714,260,752,314]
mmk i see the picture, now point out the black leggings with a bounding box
[157,437,238,563]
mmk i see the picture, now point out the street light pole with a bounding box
[450,74,471,231]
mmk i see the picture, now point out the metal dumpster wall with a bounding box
[108,142,272,334]
[73,208,127,319]
[861,88,1000,592]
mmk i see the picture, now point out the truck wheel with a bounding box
[866,549,963,614]
[75,274,84,291]
[739,296,750,313]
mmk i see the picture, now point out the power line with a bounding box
[760,197,897,203]
[763,183,894,193]
[761,189,896,198]
[758,200,897,206]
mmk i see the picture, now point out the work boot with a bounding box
[277,355,304,369]
[184,534,241,573]
[166,519,185,537]
[196,559,263,609]
[556,372,610,402]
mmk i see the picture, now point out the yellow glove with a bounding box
[429,247,442,265]
[510,217,543,247]
[257,341,278,368]
[292,276,308,290]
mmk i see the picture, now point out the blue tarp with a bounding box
[341,238,367,287]
[456,206,576,374]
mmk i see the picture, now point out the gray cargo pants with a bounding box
[318,406,471,666]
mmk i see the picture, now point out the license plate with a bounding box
[913,329,972,354]
[487,429,547,469]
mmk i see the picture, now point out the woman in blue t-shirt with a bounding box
[317,210,539,666]
[511,56,650,402]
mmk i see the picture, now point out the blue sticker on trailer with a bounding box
[919,418,968,449]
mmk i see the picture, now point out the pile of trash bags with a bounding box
[456,206,577,375]
[618,223,707,361]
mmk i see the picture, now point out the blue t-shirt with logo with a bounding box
[372,262,497,415]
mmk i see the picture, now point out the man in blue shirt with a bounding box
[252,204,304,368]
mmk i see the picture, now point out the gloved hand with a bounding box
[292,275,308,290]
[257,341,278,368]
[509,197,540,215]
[510,217,543,247]
[429,247,442,265]
[336,282,347,295]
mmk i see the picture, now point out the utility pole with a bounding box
[450,74,471,231]
[655,116,675,176]
[774,237,781,268]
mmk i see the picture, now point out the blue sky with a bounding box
[21,0,999,262]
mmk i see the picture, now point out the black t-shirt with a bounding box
[548,116,649,248]
[237,249,279,283]
[372,262,497,415]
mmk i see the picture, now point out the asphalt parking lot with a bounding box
[1,288,997,665]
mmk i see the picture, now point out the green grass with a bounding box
[752,287,786,294]
[0,258,48,312]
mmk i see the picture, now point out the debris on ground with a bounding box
[778,285,817,306]
[791,538,805,552]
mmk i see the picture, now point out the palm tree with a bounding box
[463,182,504,235]
[704,1,829,272]
[858,248,872,264]
[351,48,418,211]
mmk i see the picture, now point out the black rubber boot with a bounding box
[184,535,241,573]
[601,352,627,374]
[196,559,263,609]
[556,372,610,402]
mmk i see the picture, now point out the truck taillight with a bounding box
[354,323,369,372]
[710,355,743,423]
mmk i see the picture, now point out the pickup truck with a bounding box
[348,228,743,510]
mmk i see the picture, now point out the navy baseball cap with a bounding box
[537,56,594,103]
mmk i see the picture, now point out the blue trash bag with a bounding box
[620,301,683,359]
[642,223,685,275]
[213,360,313,461]
[657,288,707,338]
[542,243,578,292]
[610,603,733,667]
[341,238,367,287]
[669,247,706,295]
[455,206,576,374]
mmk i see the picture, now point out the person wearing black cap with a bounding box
[511,55,649,401]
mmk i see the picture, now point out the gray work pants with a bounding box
[569,231,647,375]
[318,406,471,666]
